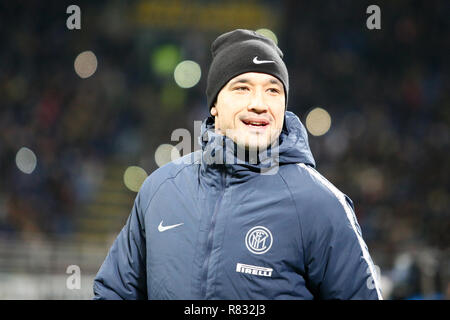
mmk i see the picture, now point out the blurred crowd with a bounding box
[283,1,449,299]
[0,1,448,299]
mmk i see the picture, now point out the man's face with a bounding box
[210,72,285,151]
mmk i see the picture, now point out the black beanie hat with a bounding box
[206,29,289,111]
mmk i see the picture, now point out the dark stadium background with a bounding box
[0,0,448,299]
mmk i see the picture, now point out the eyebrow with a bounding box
[228,77,282,87]
[228,78,250,87]
[268,78,282,86]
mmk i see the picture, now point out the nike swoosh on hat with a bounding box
[253,56,275,64]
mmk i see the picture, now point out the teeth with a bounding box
[246,121,266,126]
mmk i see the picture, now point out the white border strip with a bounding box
[298,163,383,300]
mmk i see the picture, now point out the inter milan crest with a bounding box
[245,226,273,255]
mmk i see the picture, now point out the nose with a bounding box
[247,88,268,113]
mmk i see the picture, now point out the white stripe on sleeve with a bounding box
[298,163,383,300]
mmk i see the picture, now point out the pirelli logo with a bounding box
[236,263,273,277]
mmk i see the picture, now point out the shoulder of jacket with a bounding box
[137,151,201,206]
[284,163,343,195]
[281,162,352,218]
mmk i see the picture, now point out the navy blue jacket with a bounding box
[93,111,383,300]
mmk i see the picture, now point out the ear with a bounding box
[210,105,218,117]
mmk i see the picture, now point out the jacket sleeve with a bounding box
[302,189,383,300]
[93,191,147,300]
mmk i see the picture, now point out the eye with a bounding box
[267,88,280,94]
[234,86,249,91]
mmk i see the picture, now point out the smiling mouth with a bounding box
[241,119,270,129]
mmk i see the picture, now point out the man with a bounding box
[93,29,383,299]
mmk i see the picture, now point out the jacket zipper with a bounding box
[200,170,226,298]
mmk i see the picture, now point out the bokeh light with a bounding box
[15,147,37,174]
[154,144,180,167]
[356,167,384,197]
[305,107,332,136]
[151,45,181,77]
[74,51,98,78]
[255,28,278,45]
[160,84,186,112]
[123,166,148,192]
[173,60,201,88]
